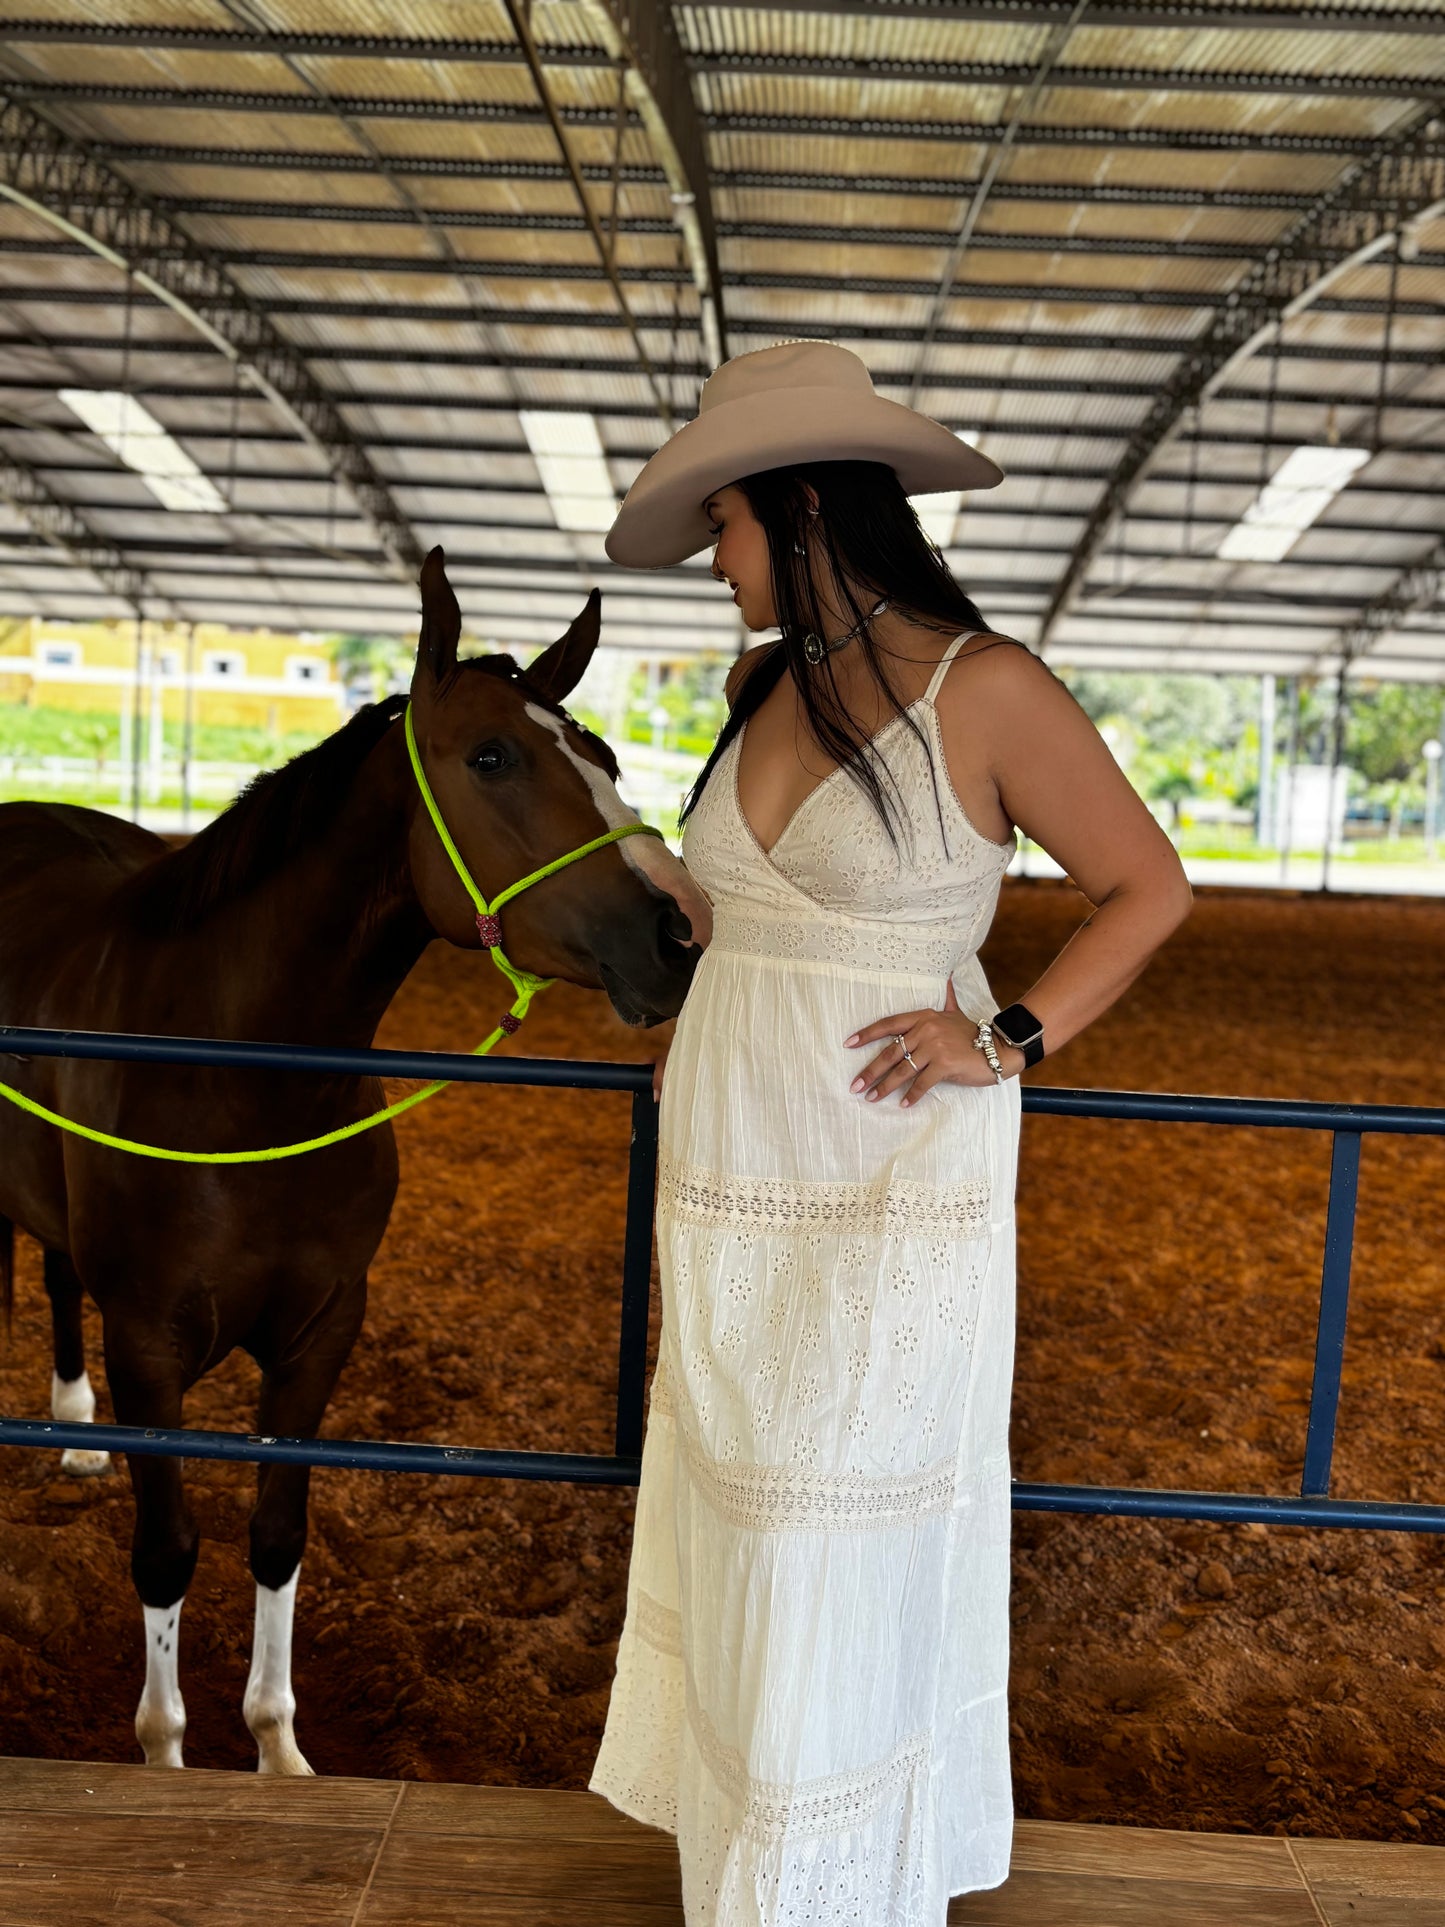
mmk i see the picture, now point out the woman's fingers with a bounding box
[851,1029,923,1100]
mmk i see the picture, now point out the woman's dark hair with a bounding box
[678,459,993,845]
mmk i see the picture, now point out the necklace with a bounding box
[800,597,889,665]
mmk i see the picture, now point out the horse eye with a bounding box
[467,742,509,776]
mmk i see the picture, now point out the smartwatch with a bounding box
[990,1001,1045,1068]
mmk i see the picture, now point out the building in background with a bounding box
[0,617,346,736]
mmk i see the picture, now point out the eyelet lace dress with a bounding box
[590,632,1023,1924]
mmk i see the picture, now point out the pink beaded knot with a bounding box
[476,911,502,948]
[499,1012,522,1035]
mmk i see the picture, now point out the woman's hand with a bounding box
[845,980,1022,1107]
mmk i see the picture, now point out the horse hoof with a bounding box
[60,1447,112,1477]
[258,1747,316,1777]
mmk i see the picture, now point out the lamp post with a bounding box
[1424,738,1441,861]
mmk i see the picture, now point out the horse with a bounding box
[0,548,709,1773]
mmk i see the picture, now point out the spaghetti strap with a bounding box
[924,631,1030,704]
[924,629,983,704]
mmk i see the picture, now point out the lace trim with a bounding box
[680,1423,958,1533]
[632,1586,683,1659]
[687,1669,932,1850]
[658,1147,989,1241]
[708,898,974,976]
[649,1351,676,1417]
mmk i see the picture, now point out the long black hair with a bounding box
[678,459,992,845]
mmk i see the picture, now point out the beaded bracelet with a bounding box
[971,1018,1006,1082]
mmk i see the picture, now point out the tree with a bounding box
[1344,681,1445,787]
[328,632,413,706]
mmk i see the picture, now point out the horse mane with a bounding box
[130,695,409,933]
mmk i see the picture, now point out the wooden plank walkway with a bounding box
[1,1755,1441,1926]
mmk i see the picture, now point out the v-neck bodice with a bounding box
[681,638,1016,981]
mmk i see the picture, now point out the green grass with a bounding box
[0,701,325,767]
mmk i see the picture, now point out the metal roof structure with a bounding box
[0,0,1441,679]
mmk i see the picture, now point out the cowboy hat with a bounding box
[604,340,1005,569]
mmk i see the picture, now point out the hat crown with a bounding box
[699,340,875,416]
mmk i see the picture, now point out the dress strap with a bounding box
[923,630,983,704]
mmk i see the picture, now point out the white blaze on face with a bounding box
[523,701,713,948]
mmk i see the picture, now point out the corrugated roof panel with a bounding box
[1034,78,1408,140]
[39,102,363,150]
[0,1,1435,672]
[999,143,1351,197]
[708,129,994,180]
[1070,21,1445,89]
[6,40,307,94]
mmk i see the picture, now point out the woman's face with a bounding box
[703,483,776,631]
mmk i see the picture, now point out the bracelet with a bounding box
[971,1019,1006,1083]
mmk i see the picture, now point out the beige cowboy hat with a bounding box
[605,339,1005,569]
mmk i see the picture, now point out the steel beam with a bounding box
[7,4,1443,40]
[1,82,1412,156]
[694,1,1444,31]
[69,144,1425,217]
[1,23,1437,99]
[0,94,426,579]
[1314,532,1445,674]
[0,441,146,610]
[1031,108,1445,647]
[593,0,727,368]
[23,324,1442,373]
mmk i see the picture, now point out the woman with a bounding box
[588,341,1192,1923]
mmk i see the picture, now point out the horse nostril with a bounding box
[658,899,694,948]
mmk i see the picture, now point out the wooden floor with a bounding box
[1,1755,1442,1926]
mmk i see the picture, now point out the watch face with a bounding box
[994,1003,1041,1045]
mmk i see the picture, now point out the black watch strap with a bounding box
[991,1001,1045,1068]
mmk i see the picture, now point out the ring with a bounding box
[894,1034,918,1070]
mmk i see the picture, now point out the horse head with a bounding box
[404,548,710,1026]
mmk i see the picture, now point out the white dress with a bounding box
[590,632,1023,1925]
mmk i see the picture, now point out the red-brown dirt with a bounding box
[2,881,1443,1846]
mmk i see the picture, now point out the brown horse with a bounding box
[0,549,708,1772]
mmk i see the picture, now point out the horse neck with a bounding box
[195,721,432,1049]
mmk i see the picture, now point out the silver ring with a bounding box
[894,1034,918,1070]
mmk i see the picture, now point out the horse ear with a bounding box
[416,546,460,683]
[525,588,601,704]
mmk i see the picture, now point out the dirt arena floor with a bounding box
[2,880,1443,1846]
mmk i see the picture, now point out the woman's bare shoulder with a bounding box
[724,640,781,708]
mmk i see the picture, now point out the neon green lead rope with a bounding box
[0,703,664,1163]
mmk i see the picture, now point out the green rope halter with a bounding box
[0,703,665,1162]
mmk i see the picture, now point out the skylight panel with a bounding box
[60,389,227,514]
[1216,444,1370,564]
[519,410,617,534]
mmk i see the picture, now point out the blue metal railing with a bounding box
[2,1026,1443,1535]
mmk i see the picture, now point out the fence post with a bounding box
[614,1086,659,1460]
[1300,1130,1362,1499]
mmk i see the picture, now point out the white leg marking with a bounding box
[136,1600,186,1767]
[52,1369,111,1477]
[244,1571,315,1776]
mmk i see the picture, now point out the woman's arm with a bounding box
[649,643,778,1099]
[969,645,1194,1063]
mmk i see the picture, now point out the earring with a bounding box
[793,541,805,554]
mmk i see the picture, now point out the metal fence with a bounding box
[1,1025,1442,1537]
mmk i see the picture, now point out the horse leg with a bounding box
[244,1291,364,1776]
[105,1340,199,1768]
[45,1248,111,1477]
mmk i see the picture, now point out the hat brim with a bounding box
[604,387,1006,569]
